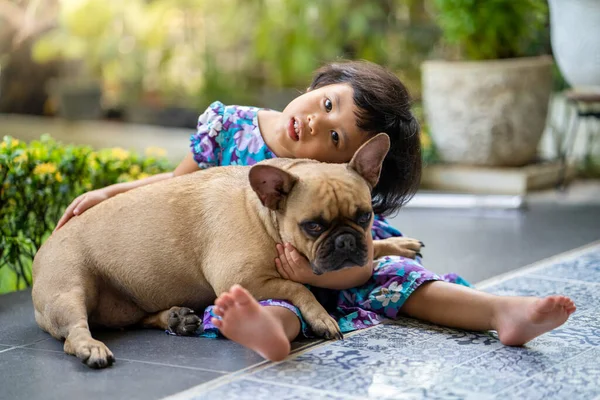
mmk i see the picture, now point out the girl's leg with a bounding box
[400,281,576,345]
[211,285,301,361]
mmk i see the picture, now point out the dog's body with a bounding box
[32,134,421,368]
[34,165,269,328]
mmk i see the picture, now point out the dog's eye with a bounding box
[306,222,323,232]
[357,212,372,225]
[302,221,324,236]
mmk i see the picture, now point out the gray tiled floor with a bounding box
[1,204,599,400]
[389,204,600,283]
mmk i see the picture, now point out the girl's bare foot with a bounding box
[494,295,576,346]
[211,285,291,361]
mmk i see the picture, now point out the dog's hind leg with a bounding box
[141,306,202,336]
[42,288,115,369]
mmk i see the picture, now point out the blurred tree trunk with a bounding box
[0,0,59,115]
[0,38,59,115]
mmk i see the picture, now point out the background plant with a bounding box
[432,0,548,60]
[0,135,172,294]
[27,0,442,110]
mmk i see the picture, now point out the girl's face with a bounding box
[274,83,369,163]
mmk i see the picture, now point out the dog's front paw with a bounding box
[310,313,343,340]
[167,307,202,336]
[65,337,115,369]
[376,237,424,259]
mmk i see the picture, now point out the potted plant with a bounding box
[421,0,552,166]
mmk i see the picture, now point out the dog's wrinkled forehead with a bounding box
[288,164,373,220]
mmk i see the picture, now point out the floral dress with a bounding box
[189,101,470,338]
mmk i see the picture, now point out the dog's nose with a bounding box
[335,234,356,251]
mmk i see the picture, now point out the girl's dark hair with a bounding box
[308,60,422,217]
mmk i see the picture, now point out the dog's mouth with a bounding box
[310,255,367,275]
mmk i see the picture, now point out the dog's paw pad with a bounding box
[310,315,342,341]
[167,307,202,336]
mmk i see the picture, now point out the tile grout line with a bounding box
[0,337,52,354]
[114,357,231,374]
[249,376,366,400]
[17,346,233,374]
[161,326,385,400]
[475,240,600,289]
[492,346,596,397]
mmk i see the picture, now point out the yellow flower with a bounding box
[145,147,167,158]
[129,165,141,176]
[110,147,130,161]
[138,173,150,180]
[1,138,20,150]
[14,153,28,163]
[55,172,63,182]
[33,162,58,176]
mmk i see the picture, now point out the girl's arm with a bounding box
[275,243,374,290]
[55,152,200,231]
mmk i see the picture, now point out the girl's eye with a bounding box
[331,131,339,145]
[324,98,333,112]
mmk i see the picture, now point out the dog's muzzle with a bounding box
[311,227,368,275]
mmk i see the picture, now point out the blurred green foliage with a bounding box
[432,0,548,60]
[30,0,441,108]
[0,135,172,294]
[18,0,554,109]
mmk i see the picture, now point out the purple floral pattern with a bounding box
[190,101,275,169]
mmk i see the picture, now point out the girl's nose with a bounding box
[307,114,318,136]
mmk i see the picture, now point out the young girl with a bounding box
[55,60,575,362]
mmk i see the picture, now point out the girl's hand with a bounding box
[54,189,110,232]
[275,243,316,285]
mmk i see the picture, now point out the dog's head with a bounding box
[249,133,390,274]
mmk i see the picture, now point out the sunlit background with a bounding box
[0,1,553,123]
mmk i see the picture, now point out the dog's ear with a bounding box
[348,133,390,188]
[249,165,298,210]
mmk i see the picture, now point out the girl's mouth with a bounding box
[287,117,300,141]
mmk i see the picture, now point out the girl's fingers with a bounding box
[74,198,89,215]
[276,243,285,256]
[285,243,303,264]
[55,197,83,231]
[275,258,289,279]
[283,245,296,266]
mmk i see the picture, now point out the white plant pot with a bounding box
[422,56,553,166]
[549,0,600,88]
